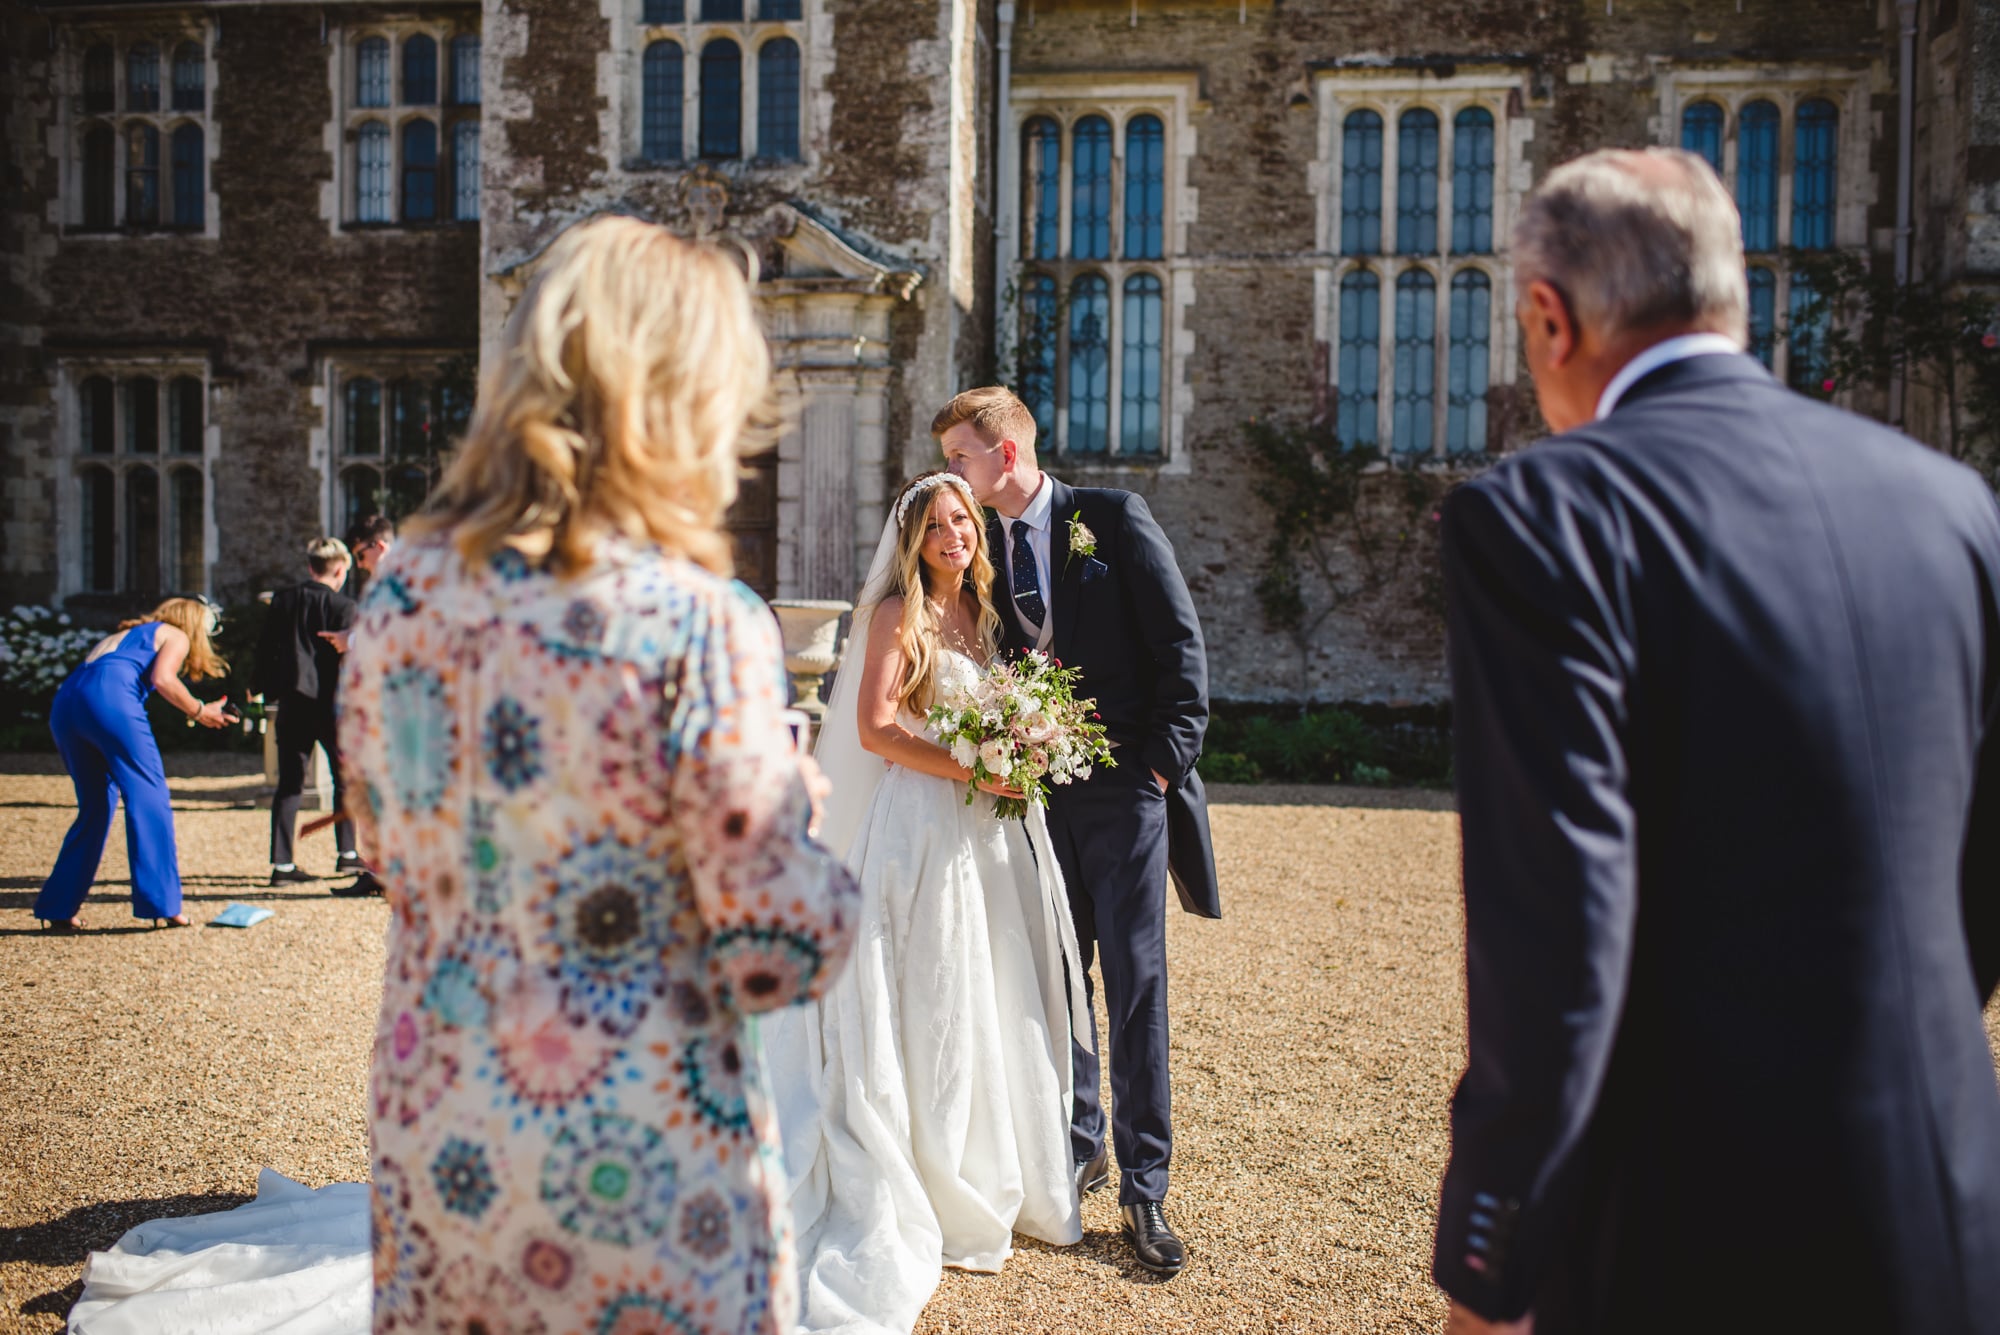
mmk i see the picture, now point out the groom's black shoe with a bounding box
[1074,1147,1110,1198]
[1120,1202,1185,1277]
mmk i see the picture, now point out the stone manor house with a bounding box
[3,0,1993,702]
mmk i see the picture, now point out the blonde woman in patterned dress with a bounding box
[337,216,859,1335]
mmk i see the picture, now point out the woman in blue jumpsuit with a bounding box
[35,597,234,930]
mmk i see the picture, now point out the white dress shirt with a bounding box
[1004,474,1055,650]
[1595,332,1745,420]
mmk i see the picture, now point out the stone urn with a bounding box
[769,600,852,728]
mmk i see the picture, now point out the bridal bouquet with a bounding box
[927,650,1116,820]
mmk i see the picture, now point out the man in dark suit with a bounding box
[1435,147,2000,1334]
[937,386,1218,1277]
[255,537,360,885]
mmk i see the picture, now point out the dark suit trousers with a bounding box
[1048,761,1171,1205]
[270,692,353,866]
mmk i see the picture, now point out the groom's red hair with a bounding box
[930,385,1038,451]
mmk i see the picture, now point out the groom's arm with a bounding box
[1116,492,1207,785]
[1433,464,1639,1324]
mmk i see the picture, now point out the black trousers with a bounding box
[1047,762,1172,1205]
[269,692,353,866]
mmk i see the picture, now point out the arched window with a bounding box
[169,468,204,591]
[357,37,391,108]
[82,126,115,229]
[453,121,480,220]
[125,124,160,226]
[168,376,203,453]
[1124,114,1165,261]
[126,465,160,594]
[1788,271,1828,392]
[642,0,685,21]
[1337,271,1380,449]
[127,43,160,112]
[84,44,115,114]
[757,38,800,161]
[1451,107,1494,254]
[391,378,432,456]
[1070,116,1112,261]
[1021,117,1061,261]
[81,377,115,455]
[403,34,438,105]
[125,377,159,453]
[171,124,204,228]
[345,377,383,454]
[171,42,205,111]
[1681,100,1724,174]
[643,42,685,161]
[1341,110,1383,256]
[80,466,116,592]
[1793,98,1838,251]
[1396,109,1439,255]
[1067,273,1111,454]
[1746,266,1777,369]
[1018,273,1059,439]
[1446,269,1491,454]
[1120,273,1164,455]
[450,35,481,105]
[699,39,742,159]
[401,119,438,223]
[357,121,392,222]
[1737,100,1779,252]
[340,466,381,536]
[1392,269,1436,455]
[760,0,802,16]
[701,0,744,18]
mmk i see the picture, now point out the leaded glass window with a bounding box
[701,0,744,18]
[84,44,115,114]
[1070,116,1112,261]
[1451,107,1494,254]
[1446,270,1490,454]
[125,123,159,226]
[1396,109,1438,255]
[1747,266,1777,369]
[170,467,205,592]
[1120,273,1163,455]
[81,466,116,592]
[1022,117,1060,261]
[401,119,437,222]
[1737,100,1779,252]
[1337,271,1380,449]
[127,44,160,112]
[643,41,684,161]
[1681,100,1723,174]
[1019,273,1058,439]
[126,465,160,594]
[126,377,159,454]
[1067,274,1111,454]
[1792,98,1838,251]
[1341,110,1383,256]
[757,38,800,161]
[358,121,392,221]
[171,42,205,112]
[171,124,203,227]
[403,34,438,105]
[454,121,480,220]
[169,376,203,454]
[451,36,481,105]
[1392,269,1435,454]
[700,39,742,159]
[1123,114,1165,261]
[81,377,115,455]
[1788,271,1828,392]
[83,127,115,229]
[643,0,685,21]
[357,38,391,108]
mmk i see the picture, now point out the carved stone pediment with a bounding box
[771,203,922,300]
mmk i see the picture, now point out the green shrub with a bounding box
[1199,751,1263,784]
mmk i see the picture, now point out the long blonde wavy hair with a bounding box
[120,597,226,681]
[872,472,1001,718]
[409,214,780,576]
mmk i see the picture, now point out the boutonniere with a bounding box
[1065,512,1098,567]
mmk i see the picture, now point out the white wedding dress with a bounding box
[758,641,1086,1335]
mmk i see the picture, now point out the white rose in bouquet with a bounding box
[951,736,979,769]
[1015,710,1057,744]
[977,737,1014,778]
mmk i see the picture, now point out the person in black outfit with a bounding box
[256,537,359,884]
[1434,148,2000,1335]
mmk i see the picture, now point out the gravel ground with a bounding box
[1,755,1995,1335]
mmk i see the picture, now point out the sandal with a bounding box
[150,914,192,929]
[37,917,85,934]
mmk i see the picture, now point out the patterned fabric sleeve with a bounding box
[669,580,858,1014]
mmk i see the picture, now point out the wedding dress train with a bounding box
[760,648,1085,1335]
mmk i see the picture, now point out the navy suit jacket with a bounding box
[1433,353,2000,1332]
[988,477,1220,917]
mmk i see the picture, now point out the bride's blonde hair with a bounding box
[409,215,779,576]
[871,472,999,717]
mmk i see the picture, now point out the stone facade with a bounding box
[3,0,1991,703]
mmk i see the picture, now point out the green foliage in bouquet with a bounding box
[925,650,1116,820]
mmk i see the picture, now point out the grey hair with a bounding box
[1513,148,1748,345]
[306,536,352,575]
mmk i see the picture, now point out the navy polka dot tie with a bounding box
[1010,519,1046,633]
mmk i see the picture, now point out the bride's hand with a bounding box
[975,775,1025,801]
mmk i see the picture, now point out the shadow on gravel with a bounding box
[1013,1229,1178,1285]
[1207,783,1456,812]
[3,1192,255,1267]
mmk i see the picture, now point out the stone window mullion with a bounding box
[1436,103,1456,262]
[1379,106,1400,260]
[1430,264,1449,459]
[1057,117,1074,260]
[1776,99,1795,250]
[1374,259,1396,455]
[1106,262,1125,455]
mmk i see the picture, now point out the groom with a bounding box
[936,386,1217,1278]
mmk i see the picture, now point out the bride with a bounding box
[761,470,1089,1335]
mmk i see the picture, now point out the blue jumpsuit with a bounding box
[35,622,184,921]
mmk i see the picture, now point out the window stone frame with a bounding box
[330,21,482,233]
[618,0,811,170]
[60,24,218,241]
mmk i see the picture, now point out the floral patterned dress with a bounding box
[337,534,858,1335]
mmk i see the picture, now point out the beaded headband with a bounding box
[892,472,976,528]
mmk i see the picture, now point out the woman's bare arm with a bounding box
[856,598,974,782]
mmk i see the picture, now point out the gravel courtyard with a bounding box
[2,753,1995,1335]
